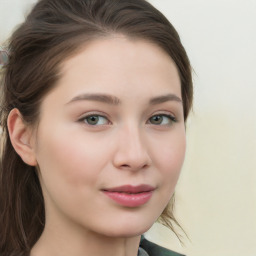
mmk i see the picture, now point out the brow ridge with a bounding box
[67,93,182,106]
[67,93,120,105]
[149,94,182,105]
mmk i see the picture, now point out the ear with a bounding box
[7,108,37,166]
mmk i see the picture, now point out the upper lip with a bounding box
[102,184,155,193]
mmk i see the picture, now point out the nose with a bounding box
[112,125,152,171]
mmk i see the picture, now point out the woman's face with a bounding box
[32,36,186,237]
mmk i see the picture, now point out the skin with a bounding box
[8,36,186,256]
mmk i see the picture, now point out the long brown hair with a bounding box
[0,0,193,255]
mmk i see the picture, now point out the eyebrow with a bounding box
[149,94,182,104]
[66,93,182,105]
[66,93,120,105]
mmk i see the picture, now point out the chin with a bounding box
[99,220,154,238]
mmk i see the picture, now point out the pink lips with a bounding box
[102,185,154,207]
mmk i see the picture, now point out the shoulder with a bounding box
[139,236,185,256]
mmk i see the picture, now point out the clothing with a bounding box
[138,236,185,256]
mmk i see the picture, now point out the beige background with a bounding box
[1,0,256,255]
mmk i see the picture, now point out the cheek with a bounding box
[153,129,186,192]
[35,126,109,190]
[34,127,114,218]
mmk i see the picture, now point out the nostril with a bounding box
[120,163,149,171]
[120,164,130,168]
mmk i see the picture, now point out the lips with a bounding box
[102,185,155,207]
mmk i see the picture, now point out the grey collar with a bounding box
[138,247,149,256]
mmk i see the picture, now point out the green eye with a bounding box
[149,114,176,125]
[83,115,109,125]
[150,115,164,125]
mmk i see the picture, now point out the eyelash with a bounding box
[78,113,111,126]
[78,113,177,127]
[147,114,177,126]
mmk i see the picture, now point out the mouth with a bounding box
[102,185,155,207]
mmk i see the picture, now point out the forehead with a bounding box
[62,35,178,73]
[48,36,181,104]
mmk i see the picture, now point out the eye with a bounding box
[148,114,176,126]
[79,115,110,126]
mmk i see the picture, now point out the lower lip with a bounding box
[103,191,153,207]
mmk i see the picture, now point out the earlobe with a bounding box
[7,108,37,166]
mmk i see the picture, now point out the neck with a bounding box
[30,218,141,256]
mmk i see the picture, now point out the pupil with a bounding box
[89,116,98,124]
[152,116,162,124]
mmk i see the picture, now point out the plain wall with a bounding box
[146,1,256,256]
[1,1,256,255]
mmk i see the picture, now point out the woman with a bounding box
[0,0,193,255]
